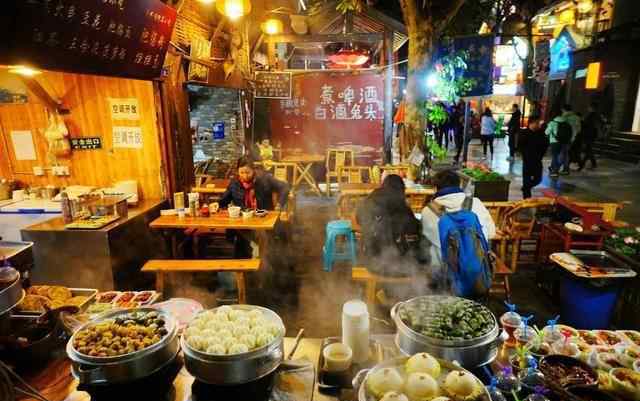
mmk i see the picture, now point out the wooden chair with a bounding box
[379,164,411,179]
[574,201,623,222]
[326,148,355,196]
[269,162,298,185]
[406,194,429,213]
[489,252,513,302]
[351,267,412,308]
[337,194,368,221]
[336,166,372,184]
[142,259,261,304]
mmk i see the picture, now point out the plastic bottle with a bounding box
[500,302,522,347]
[341,300,370,364]
[496,366,521,394]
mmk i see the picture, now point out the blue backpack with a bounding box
[430,200,493,298]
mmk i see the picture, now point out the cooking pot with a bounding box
[391,296,506,368]
[0,275,23,317]
[182,305,285,385]
[66,307,179,385]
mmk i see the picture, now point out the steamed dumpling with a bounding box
[250,316,267,328]
[380,392,409,401]
[266,323,282,337]
[185,326,201,339]
[256,332,275,347]
[248,309,262,320]
[228,343,249,354]
[432,397,453,401]
[221,337,236,351]
[366,368,405,398]
[192,318,208,330]
[232,325,250,338]
[217,329,233,340]
[206,343,227,355]
[406,353,441,377]
[201,328,217,338]
[228,309,245,321]
[201,310,216,321]
[251,326,267,336]
[217,305,232,316]
[187,335,206,351]
[203,336,221,348]
[236,316,251,327]
[405,372,439,401]
[444,371,478,399]
[240,334,257,348]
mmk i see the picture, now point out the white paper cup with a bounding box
[12,190,25,201]
[228,206,241,218]
[323,343,353,372]
[242,210,254,219]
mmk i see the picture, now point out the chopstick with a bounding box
[286,329,305,360]
[0,361,51,401]
[14,386,51,401]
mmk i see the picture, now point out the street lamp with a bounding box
[426,73,439,88]
[261,18,283,35]
[216,0,251,20]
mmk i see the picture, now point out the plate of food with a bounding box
[357,353,489,401]
[579,330,605,346]
[610,368,640,400]
[595,331,625,347]
[539,355,598,389]
[16,286,96,315]
[619,331,640,348]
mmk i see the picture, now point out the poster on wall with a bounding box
[269,72,384,162]
[0,71,28,104]
[255,72,292,99]
[113,126,142,149]
[2,0,177,80]
[188,37,211,83]
[10,130,37,160]
[108,98,140,120]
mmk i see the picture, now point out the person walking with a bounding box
[507,104,521,161]
[545,104,580,176]
[519,117,548,198]
[453,101,465,163]
[579,104,601,171]
[480,108,496,159]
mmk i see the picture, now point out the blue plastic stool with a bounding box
[323,220,357,272]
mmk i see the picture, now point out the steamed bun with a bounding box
[380,391,410,401]
[366,368,404,398]
[239,334,257,348]
[256,332,275,347]
[228,343,249,354]
[206,343,227,355]
[406,353,441,377]
[405,372,439,401]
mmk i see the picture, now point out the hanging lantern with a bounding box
[216,0,251,21]
[261,18,283,35]
[328,48,369,68]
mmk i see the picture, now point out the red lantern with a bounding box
[328,48,369,68]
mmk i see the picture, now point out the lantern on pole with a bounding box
[261,18,283,35]
[216,0,251,20]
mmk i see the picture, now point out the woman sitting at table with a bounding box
[356,174,429,305]
[219,156,290,257]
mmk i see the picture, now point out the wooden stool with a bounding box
[142,259,260,304]
[490,254,513,302]
[351,267,412,307]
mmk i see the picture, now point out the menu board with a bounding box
[255,72,292,99]
[2,0,177,80]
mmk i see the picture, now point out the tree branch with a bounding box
[432,0,466,33]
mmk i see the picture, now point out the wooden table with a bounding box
[338,183,435,196]
[281,154,325,196]
[24,337,339,401]
[149,211,280,258]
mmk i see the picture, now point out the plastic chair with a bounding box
[322,220,357,272]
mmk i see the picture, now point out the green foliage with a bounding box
[462,167,505,181]
[605,227,640,256]
[425,136,448,161]
[425,102,448,127]
[336,0,363,13]
[430,51,477,104]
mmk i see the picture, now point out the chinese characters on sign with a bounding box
[112,126,143,149]
[4,0,177,80]
[188,37,211,83]
[311,84,381,121]
[255,72,292,99]
[108,98,140,120]
[70,137,102,150]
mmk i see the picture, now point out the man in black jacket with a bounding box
[578,104,601,171]
[519,117,548,198]
[507,104,522,161]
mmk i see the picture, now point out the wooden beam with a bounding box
[265,32,383,44]
[18,76,68,113]
[383,29,393,164]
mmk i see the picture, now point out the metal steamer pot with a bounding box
[182,305,285,385]
[391,296,506,368]
[66,308,179,385]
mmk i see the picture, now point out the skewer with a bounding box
[286,329,305,360]
[0,360,52,401]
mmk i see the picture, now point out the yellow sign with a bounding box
[586,62,601,89]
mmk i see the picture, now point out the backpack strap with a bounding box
[462,196,474,211]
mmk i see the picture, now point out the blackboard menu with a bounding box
[255,72,292,99]
[1,0,177,80]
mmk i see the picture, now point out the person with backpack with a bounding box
[545,104,581,176]
[421,170,496,299]
[356,174,429,304]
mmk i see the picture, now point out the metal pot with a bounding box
[182,305,285,385]
[0,276,23,316]
[66,308,179,385]
[391,296,506,368]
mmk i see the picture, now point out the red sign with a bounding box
[1,0,177,80]
[269,72,384,162]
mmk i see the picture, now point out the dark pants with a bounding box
[550,143,570,172]
[580,141,597,169]
[454,126,464,161]
[522,159,543,198]
[508,130,517,158]
[435,126,449,148]
[481,135,494,156]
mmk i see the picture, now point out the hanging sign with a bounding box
[255,72,292,99]
[1,0,177,80]
[212,122,225,140]
[71,137,102,150]
[188,37,211,83]
[108,98,140,120]
[113,126,142,149]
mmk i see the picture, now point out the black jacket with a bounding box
[219,173,290,210]
[356,188,428,276]
[508,110,522,133]
[519,128,548,164]
[582,112,601,143]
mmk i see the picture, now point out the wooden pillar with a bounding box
[383,30,394,164]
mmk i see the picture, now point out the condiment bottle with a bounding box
[200,204,210,218]
[341,300,370,364]
[61,191,73,223]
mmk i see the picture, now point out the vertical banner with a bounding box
[269,72,384,162]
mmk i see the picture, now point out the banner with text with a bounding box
[269,72,384,162]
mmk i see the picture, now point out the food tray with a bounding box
[13,287,97,317]
[317,337,395,391]
[64,215,120,230]
[93,290,160,308]
[618,330,640,348]
[595,330,626,347]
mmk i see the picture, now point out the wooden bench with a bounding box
[142,259,261,304]
[351,267,413,307]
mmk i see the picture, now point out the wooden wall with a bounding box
[0,71,165,199]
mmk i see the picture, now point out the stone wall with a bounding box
[188,85,243,163]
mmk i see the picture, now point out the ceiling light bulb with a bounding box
[8,66,42,77]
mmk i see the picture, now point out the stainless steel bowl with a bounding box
[355,356,491,401]
[66,307,179,385]
[391,296,504,368]
[182,305,285,385]
[0,276,23,316]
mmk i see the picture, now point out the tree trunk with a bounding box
[403,20,433,156]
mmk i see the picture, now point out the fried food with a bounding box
[47,286,72,301]
[18,295,51,312]
[64,296,89,307]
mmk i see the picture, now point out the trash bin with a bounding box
[559,276,621,329]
